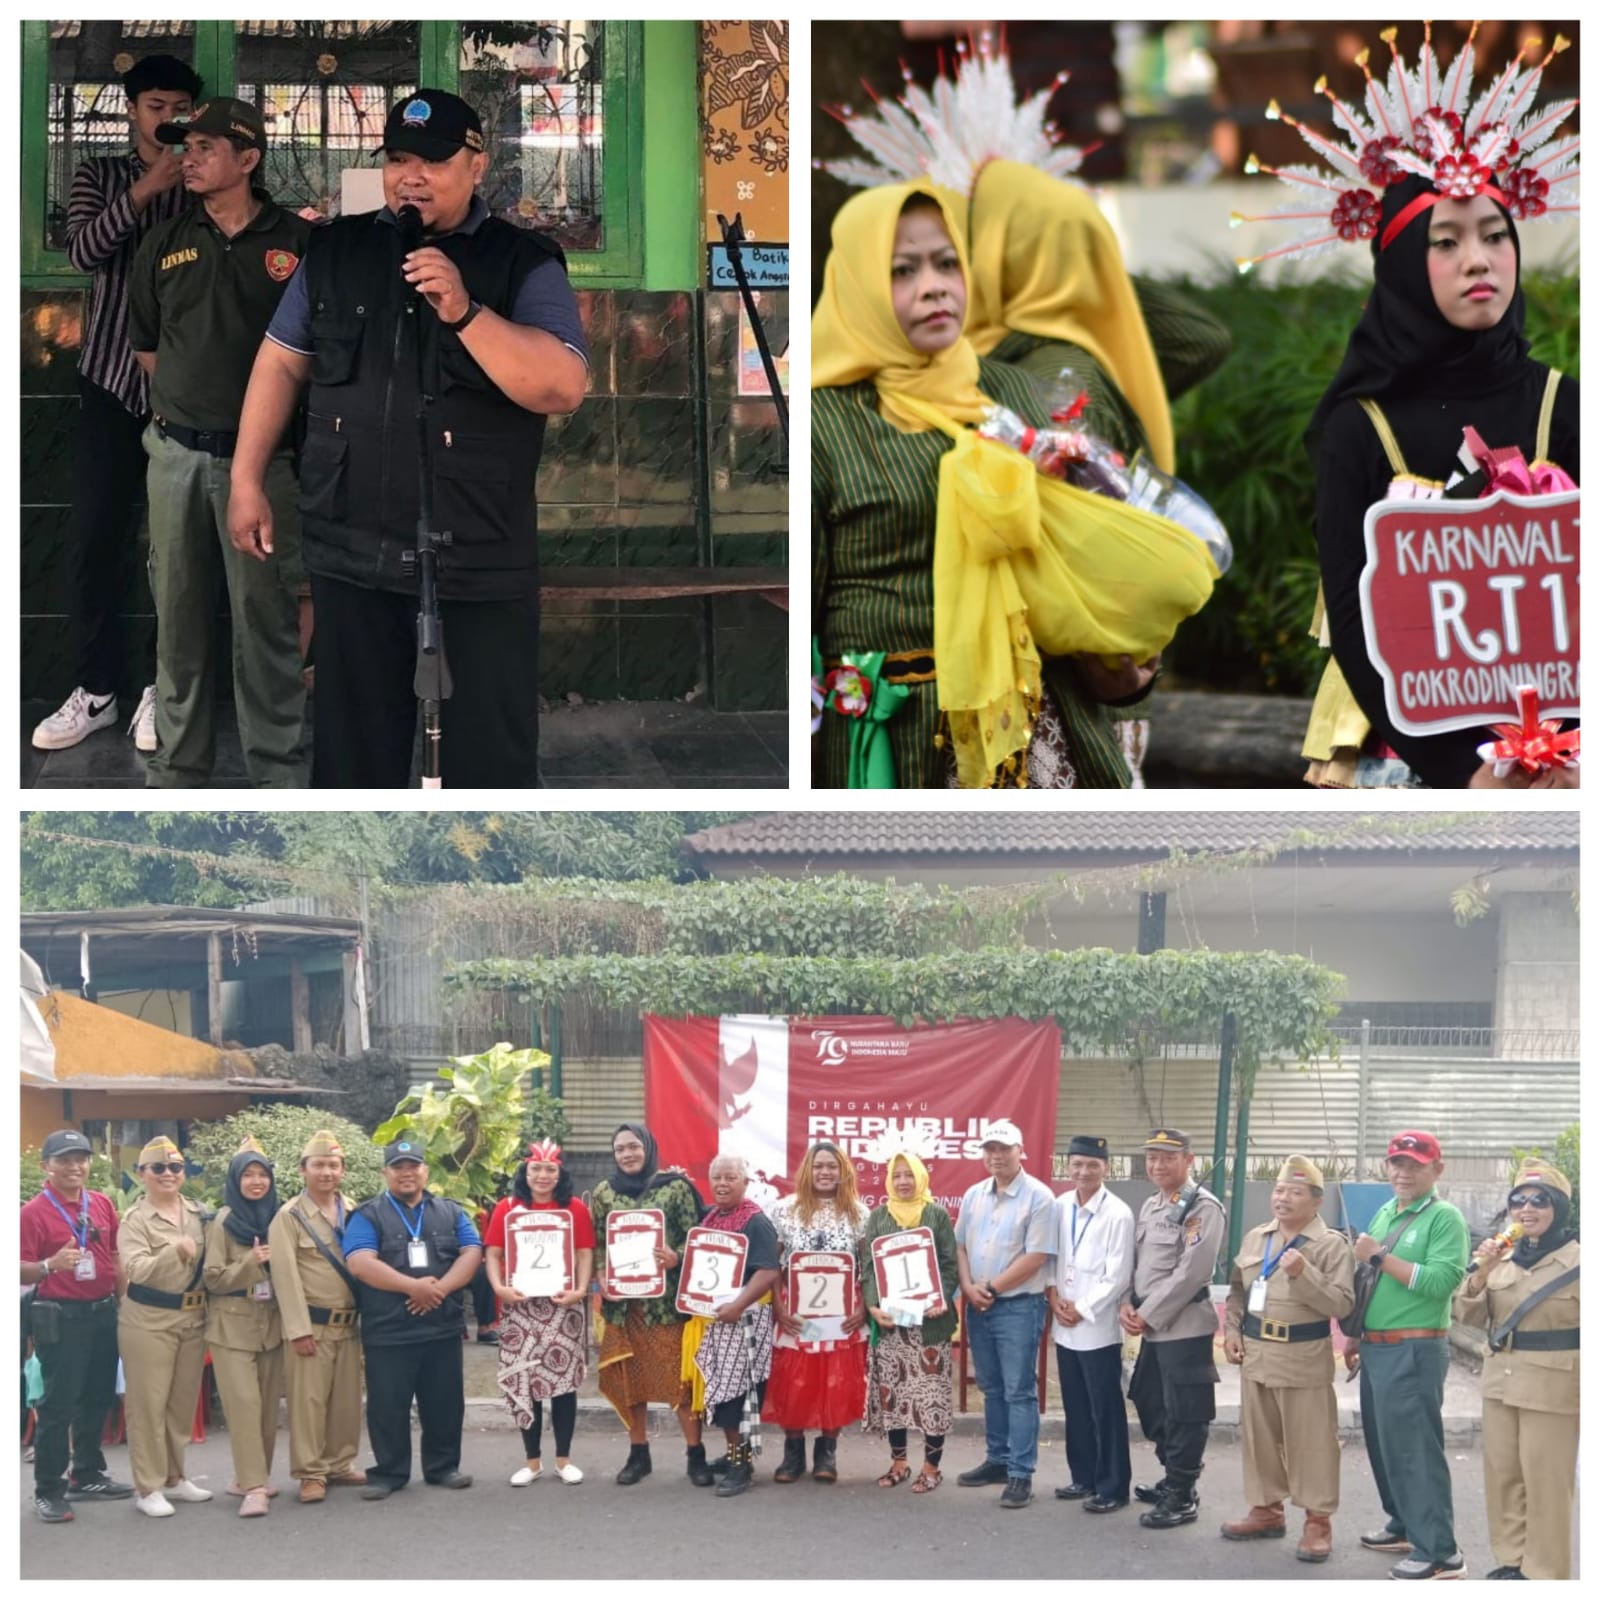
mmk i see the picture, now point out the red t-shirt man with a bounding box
[21,1184,120,1300]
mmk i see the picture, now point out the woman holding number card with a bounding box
[589,1122,710,1487]
[766,1142,870,1485]
[1232,30,1581,789]
[483,1141,594,1487]
[858,1139,960,1494]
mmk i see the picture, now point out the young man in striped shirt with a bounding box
[32,53,200,755]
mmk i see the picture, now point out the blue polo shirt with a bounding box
[343,1192,482,1257]
[265,195,587,363]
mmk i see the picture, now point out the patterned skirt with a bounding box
[766,1340,868,1432]
[597,1306,692,1418]
[865,1327,954,1439]
[496,1297,587,1429]
[695,1306,775,1414]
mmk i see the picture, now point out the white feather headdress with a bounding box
[1233,22,1578,273]
[859,1125,942,1168]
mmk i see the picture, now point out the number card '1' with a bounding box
[603,1207,666,1300]
[871,1226,946,1317]
[506,1208,575,1299]
[675,1226,749,1317]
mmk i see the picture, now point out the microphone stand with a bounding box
[397,210,453,788]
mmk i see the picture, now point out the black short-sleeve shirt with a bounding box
[128,196,313,432]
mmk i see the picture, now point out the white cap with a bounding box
[979,1118,1024,1147]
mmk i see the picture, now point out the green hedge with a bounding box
[1165,267,1580,696]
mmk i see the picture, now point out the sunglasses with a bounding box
[1508,1191,1555,1209]
[142,1163,186,1176]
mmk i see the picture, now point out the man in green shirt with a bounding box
[1347,1130,1470,1580]
[128,97,310,787]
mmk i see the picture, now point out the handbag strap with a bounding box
[1357,398,1409,478]
[291,1205,361,1297]
[1489,1263,1580,1348]
[1536,368,1562,461]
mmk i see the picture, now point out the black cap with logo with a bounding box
[156,95,269,154]
[384,1138,427,1167]
[377,89,485,161]
[42,1129,94,1160]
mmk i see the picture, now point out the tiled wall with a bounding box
[21,284,788,710]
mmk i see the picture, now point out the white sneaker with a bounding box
[31,686,118,750]
[509,1465,542,1486]
[129,684,158,753]
[555,1462,584,1485]
[134,1491,175,1518]
[162,1478,213,1503]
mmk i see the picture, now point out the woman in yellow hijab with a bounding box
[858,1149,959,1493]
[813,182,1215,788]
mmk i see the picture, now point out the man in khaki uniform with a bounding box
[1222,1155,1355,1562]
[1455,1159,1580,1580]
[1121,1128,1226,1530]
[117,1134,212,1516]
[267,1129,366,1503]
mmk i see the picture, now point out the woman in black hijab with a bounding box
[588,1124,711,1486]
[202,1139,284,1515]
[1454,1160,1579,1578]
[1305,173,1579,789]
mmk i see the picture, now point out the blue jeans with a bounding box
[966,1292,1049,1478]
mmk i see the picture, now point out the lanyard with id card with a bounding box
[1249,1232,1303,1314]
[388,1194,431,1270]
[46,1188,98,1282]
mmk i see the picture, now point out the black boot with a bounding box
[685,1445,716,1488]
[812,1435,839,1483]
[616,1443,652,1486]
[1139,1485,1200,1529]
[715,1443,754,1498]
[773,1434,807,1484]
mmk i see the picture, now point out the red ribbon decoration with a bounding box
[1460,427,1577,497]
[1485,686,1580,774]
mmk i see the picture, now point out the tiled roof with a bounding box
[683,812,1577,858]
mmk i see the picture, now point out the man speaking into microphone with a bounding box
[228,89,588,788]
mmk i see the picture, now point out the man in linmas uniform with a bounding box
[1121,1127,1225,1530]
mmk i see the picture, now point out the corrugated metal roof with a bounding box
[684,813,1577,859]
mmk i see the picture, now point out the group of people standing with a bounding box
[23,1118,1577,1579]
[35,52,586,788]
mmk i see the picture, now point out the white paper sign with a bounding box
[507,1210,574,1299]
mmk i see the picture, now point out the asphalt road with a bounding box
[19,1420,1575,1580]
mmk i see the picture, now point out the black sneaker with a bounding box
[999,1476,1033,1509]
[65,1476,134,1501]
[1134,1480,1168,1504]
[1084,1493,1129,1513]
[1139,1489,1200,1529]
[957,1459,1011,1488]
[475,1330,500,1345]
[1362,1528,1413,1554]
[1390,1554,1465,1581]
[35,1495,74,1523]
[1054,1481,1092,1500]
[1484,1568,1526,1581]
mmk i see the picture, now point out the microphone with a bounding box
[396,202,424,256]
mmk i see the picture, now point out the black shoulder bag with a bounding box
[1487,1264,1580,1353]
[1338,1198,1433,1340]
[290,1206,362,1297]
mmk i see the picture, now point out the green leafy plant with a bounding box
[183,1106,386,1208]
[373,1042,559,1204]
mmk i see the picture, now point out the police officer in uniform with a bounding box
[1120,1128,1225,1529]
[343,1140,483,1497]
[117,1135,212,1517]
[127,97,312,788]
[229,88,589,789]
[1455,1160,1580,1580]
[267,1128,367,1504]
[1221,1155,1355,1562]
[202,1137,285,1517]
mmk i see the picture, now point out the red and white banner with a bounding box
[1359,489,1580,735]
[642,1014,1060,1217]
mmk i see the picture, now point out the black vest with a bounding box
[297,211,564,600]
[353,1192,468,1345]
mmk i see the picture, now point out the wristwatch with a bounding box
[444,297,482,333]
[39,1260,52,1277]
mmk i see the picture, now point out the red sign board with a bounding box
[643,1016,1061,1219]
[1359,489,1580,736]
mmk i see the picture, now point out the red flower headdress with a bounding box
[1233,23,1578,272]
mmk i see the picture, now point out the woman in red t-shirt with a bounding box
[484,1141,593,1486]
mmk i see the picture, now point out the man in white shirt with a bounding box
[1048,1134,1135,1512]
